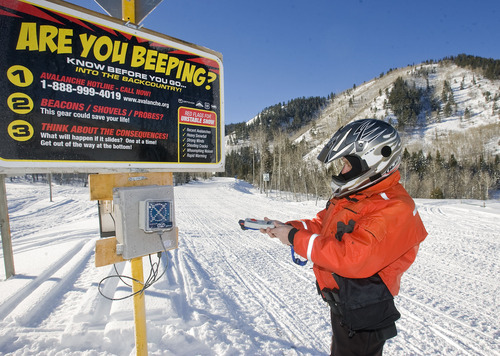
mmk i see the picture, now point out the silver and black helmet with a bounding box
[317,119,402,197]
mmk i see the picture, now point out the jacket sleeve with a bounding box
[286,208,327,234]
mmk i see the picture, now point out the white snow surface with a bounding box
[0,177,499,355]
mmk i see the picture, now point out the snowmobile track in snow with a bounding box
[0,179,498,355]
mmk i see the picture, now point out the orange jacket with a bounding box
[288,171,427,296]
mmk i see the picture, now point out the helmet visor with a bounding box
[317,140,334,163]
[317,127,352,164]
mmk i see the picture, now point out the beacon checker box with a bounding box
[113,185,178,260]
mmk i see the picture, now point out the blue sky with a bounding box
[66,0,500,125]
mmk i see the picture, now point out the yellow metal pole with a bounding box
[121,0,144,351]
[131,257,148,355]
[122,0,136,23]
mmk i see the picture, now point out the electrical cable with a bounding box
[97,233,171,301]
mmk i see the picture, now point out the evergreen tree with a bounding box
[388,77,422,128]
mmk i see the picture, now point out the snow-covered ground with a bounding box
[0,177,499,355]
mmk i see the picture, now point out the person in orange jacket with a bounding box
[261,119,427,356]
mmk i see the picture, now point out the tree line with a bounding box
[225,130,499,201]
[226,96,328,144]
[401,148,499,200]
[446,54,500,80]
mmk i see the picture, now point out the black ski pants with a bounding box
[330,309,396,356]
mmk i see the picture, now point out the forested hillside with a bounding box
[223,55,500,200]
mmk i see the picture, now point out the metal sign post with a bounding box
[130,256,148,355]
[0,175,15,279]
[120,4,147,354]
[95,0,164,25]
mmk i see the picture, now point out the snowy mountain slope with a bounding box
[227,62,500,163]
[305,62,499,160]
[0,178,499,355]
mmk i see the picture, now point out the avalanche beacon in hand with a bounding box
[238,218,275,230]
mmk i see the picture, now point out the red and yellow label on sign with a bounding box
[178,107,217,127]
